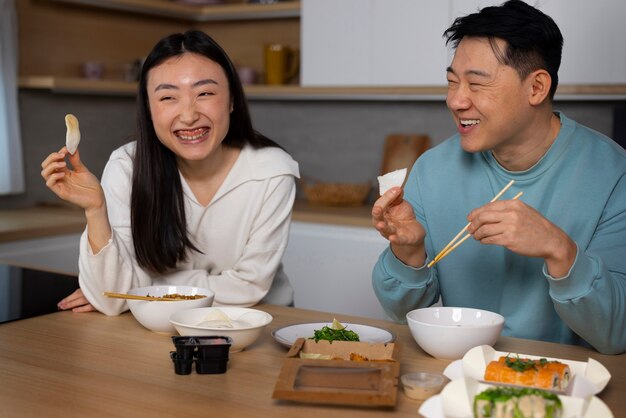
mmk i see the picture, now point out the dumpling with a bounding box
[65,114,81,155]
[377,168,407,196]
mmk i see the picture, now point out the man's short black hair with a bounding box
[444,0,563,100]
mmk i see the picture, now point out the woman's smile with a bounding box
[175,127,210,143]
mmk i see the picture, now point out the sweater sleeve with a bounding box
[78,153,152,316]
[547,174,626,354]
[372,247,439,322]
[371,162,440,322]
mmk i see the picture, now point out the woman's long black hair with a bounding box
[131,30,279,273]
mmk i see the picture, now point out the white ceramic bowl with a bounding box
[406,307,504,360]
[127,285,214,333]
[169,307,273,353]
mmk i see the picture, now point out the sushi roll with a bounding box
[474,386,563,418]
[485,355,569,391]
[541,360,571,391]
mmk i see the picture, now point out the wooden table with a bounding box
[0,305,623,417]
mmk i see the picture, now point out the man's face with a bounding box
[446,37,533,155]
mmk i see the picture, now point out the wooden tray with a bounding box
[272,338,401,407]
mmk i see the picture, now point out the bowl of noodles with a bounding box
[126,285,214,333]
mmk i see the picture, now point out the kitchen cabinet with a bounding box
[282,221,390,320]
[301,0,449,87]
[0,234,81,276]
[450,0,626,85]
[301,0,626,93]
[0,217,391,320]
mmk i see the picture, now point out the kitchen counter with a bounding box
[292,199,372,228]
[0,205,86,243]
[0,201,372,243]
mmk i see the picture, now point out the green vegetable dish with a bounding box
[474,386,563,418]
[310,318,360,343]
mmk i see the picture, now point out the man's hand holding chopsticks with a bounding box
[467,199,577,278]
[372,187,427,267]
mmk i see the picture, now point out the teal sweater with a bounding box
[372,113,626,354]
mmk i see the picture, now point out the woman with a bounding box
[41,31,300,315]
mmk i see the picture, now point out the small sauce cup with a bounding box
[401,371,445,400]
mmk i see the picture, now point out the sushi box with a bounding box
[272,338,402,407]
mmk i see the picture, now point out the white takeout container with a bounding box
[418,377,613,418]
[443,345,611,398]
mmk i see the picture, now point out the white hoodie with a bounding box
[78,142,300,315]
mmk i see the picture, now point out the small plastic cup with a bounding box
[171,336,197,359]
[170,351,193,375]
[401,372,445,400]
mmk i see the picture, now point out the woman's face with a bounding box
[147,53,233,165]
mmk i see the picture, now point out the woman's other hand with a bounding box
[57,288,96,313]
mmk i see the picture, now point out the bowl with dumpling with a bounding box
[126,285,214,333]
[169,307,273,352]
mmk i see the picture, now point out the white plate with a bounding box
[271,322,394,348]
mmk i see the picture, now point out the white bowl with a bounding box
[127,285,214,333]
[406,307,504,360]
[169,307,273,353]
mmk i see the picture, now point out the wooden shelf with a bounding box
[45,0,300,21]
[19,76,138,96]
[18,76,626,101]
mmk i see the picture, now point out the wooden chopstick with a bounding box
[430,191,524,266]
[427,180,515,267]
[103,292,184,301]
[427,181,519,268]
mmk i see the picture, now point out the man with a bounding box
[371,0,626,354]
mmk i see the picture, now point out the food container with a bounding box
[401,371,445,400]
[272,338,401,407]
[170,336,231,375]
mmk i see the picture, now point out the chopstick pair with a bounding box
[427,180,523,268]
[103,292,183,301]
